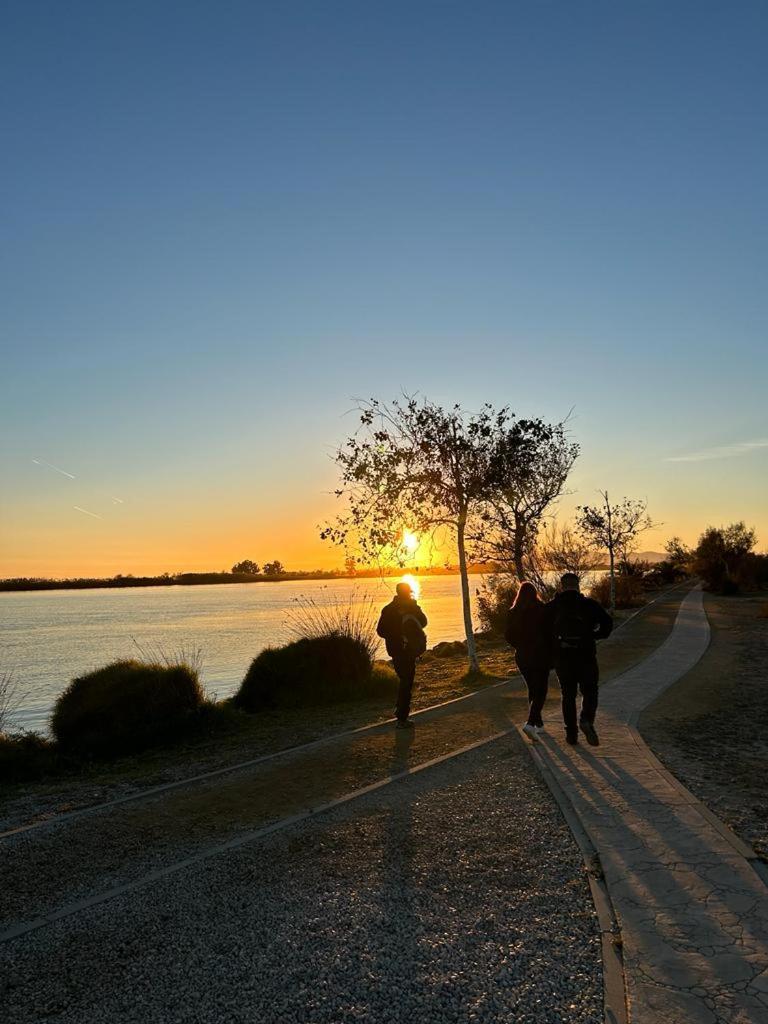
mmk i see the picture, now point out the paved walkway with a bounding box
[533,586,768,1024]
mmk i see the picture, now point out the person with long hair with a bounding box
[505,581,551,741]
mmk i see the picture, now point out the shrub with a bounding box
[234,635,376,711]
[51,659,206,757]
[0,731,59,783]
[588,574,645,609]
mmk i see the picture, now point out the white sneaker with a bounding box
[522,723,538,742]
[534,725,546,735]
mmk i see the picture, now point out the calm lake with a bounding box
[1,574,492,734]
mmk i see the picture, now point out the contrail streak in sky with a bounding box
[32,458,75,479]
[111,497,124,504]
[73,506,102,519]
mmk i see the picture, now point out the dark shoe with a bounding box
[580,721,600,746]
[396,719,414,730]
[566,731,579,745]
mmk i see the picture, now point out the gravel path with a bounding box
[1,735,602,1024]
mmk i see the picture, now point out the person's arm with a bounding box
[376,608,389,638]
[591,601,613,640]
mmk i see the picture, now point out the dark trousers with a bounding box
[555,654,599,734]
[392,655,417,721]
[518,662,549,727]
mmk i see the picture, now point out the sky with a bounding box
[1,1,767,576]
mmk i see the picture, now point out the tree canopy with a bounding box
[321,395,570,670]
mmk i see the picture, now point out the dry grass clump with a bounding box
[285,591,380,661]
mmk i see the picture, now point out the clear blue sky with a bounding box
[2,1,767,574]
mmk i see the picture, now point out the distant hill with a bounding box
[634,551,666,564]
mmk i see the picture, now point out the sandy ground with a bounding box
[639,592,768,863]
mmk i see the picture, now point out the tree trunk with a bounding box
[608,544,616,616]
[513,511,526,582]
[604,491,616,616]
[457,516,480,673]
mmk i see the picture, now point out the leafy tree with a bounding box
[231,559,260,576]
[576,493,655,613]
[321,396,554,672]
[262,560,285,577]
[473,425,579,581]
[693,522,756,592]
[344,556,357,577]
[665,536,692,570]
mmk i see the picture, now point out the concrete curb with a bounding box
[524,733,629,1024]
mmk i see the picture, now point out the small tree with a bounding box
[475,425,579,581]
[232,559,260,575]
[536,521,603,583]
[344,556,357,577]
[262,560,285,577]
[576,492,655,614]
[321,396,553,672]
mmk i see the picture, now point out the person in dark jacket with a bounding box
[505,581,551,742]
[543,572,613,746]
[376,581,428,729]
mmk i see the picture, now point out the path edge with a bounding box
[525,737,629,1024]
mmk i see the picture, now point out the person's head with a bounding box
[512,580,540,609]
[396,581,413,600]
[560,572,580,592]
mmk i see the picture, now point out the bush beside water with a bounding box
[234,634,385,711]
[51,659,206,757]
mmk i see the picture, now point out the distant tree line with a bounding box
[231,560,285,577]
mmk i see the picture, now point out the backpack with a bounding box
[552,603,594,652]
[401,613,428,657]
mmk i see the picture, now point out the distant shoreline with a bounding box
[0,566,500,594]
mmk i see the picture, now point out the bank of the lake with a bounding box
[1,574,498,734]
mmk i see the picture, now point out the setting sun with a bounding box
[401,530,420,555]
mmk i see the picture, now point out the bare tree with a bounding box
[576,492,655,613]
[321,396,551,672]
[535,521,603,582]
[0,670,22,735]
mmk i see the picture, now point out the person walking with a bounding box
[504,581,551,742]
[544,572,613,746]
[376,581,428,730]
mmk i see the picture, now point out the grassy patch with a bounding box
[639,591,768,861]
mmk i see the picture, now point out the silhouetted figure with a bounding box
[544,572,613,746]
[504,581,552,742]
[377,582,428,729]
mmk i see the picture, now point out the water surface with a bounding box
[1,575,491,733]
